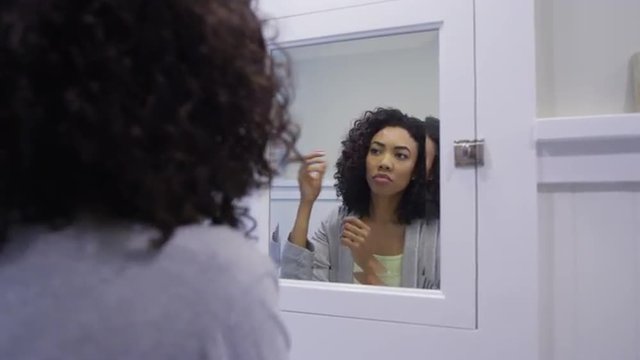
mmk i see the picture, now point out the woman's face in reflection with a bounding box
[366,126,419,196]
[425,136,437,179]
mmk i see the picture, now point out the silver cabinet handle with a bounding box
[454,139,485,167]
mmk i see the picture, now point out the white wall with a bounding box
[536,0,640,117]
[536,2,640,356]
[280,31,439,179]
[538,189,640,360]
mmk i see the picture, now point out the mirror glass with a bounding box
[268,30,441,289]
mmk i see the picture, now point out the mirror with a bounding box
[268,30,441,289]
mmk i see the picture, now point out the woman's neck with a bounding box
[369,193,402,224]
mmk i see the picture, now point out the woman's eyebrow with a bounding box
[372,141,412,154]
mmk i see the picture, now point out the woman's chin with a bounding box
[368,182,403,197]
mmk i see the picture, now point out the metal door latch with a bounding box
[454,139,485,167]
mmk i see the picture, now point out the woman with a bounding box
[278,108,441,289]
[0,1,294,359]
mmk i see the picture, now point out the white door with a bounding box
[252,0,539,359]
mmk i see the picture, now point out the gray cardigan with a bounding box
[270,207,440,289]
[2,223,290,360]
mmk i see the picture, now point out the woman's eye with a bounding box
[396,153,409,160]
[370,148,381,155]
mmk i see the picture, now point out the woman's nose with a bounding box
[378,154,393,170]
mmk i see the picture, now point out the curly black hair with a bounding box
[334,108,428,224]
[423,116,440,221]
[0,0,296,246]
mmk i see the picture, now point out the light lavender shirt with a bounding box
[0,220,289,360]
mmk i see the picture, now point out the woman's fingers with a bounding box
[303,160,326,169]
[343,217,371,232]
[343,222,368,238]
[341,236,361,249]
[341,237,353,248]
[341,229,364,245]
[341,218,369,250]
[305,162,326,173]
[302,151,325,161]
[342,217,386,277]
[299,152,326,175]
[304,163,326,180]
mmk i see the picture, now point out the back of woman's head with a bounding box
[0,0,295,244]
[423,116,440,221]
[335,108,427,224]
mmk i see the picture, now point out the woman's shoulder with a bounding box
[7,221,276,284]
[167,224,275,280]
[412,218,439,257]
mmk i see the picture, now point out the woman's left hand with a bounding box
[341,217,386,285]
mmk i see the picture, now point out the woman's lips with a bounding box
[372,174,392,184]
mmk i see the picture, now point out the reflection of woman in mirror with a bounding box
[278,108,440,289]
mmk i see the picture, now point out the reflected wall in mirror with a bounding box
[269,30,441,289]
